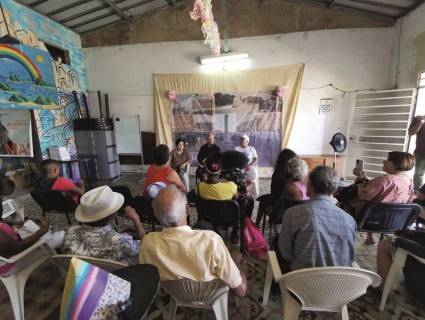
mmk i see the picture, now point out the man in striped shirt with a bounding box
[278,166,356,271]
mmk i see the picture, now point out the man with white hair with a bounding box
[139,185,247,297]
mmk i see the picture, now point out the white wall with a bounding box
[396,3,425,88]
[84,27,397,155]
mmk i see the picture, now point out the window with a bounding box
[44,42,70,65]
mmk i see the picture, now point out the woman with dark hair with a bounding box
[344,151,415,244]
[255,148,297,226]
[143,144,186,197]
[0,122,15,155]
[170,138,191,190]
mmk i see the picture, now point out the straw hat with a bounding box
[75,186,124,223]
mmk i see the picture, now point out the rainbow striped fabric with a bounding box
[60,258,131,320]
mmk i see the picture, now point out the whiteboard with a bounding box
[114,116,141,154]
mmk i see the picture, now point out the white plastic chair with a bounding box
[50,254,128,277]
[263,251,381,320]
[0,240,54,320]
[161,278,229,320]
[380,247,425,311]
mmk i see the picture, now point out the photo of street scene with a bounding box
[171,91,285,167]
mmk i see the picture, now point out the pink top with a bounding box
[287,181,310,201]
[52,177,79,204]
[0,222,20,274]
[358,174,414,203]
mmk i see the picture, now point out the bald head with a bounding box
[152,185,188,227]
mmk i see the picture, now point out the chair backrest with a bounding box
[51,254,127,275]
[196,198,240,227]
[358,202,422,233]
[281,267,381,311]
[30,190,76,212]
[161,278,229,306]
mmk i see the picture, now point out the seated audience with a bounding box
[143,144,186,197]
[256,148,297,226]
[140,185,247,297]
[170,138,191,187]
[283,157,310,201]
[346,151,415,244]
[37,159,85,204]
[278,166,356,272]
[62,186,144,265]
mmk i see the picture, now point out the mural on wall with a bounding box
[171,90,285,167]
[0,2,88,161]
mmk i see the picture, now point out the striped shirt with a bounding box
[278,195,356,270]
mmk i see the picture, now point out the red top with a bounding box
[52,177,79,204]
[0,222,20,274]
[144,165,173,195]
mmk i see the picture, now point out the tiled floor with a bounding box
[0,174,424,319]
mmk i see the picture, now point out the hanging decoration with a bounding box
[190,0,221,56]
[167,90,177,101]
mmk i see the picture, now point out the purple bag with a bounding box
[243,217,268,259]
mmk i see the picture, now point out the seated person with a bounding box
[346,151,415,244]
[283,157,309,201]
[62,186,145,265]
[38,159,85,204]
[143,144,186,197]
[170,138,191,187]
[278,166,356,272]
[140,185,247,297]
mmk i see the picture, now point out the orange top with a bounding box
[144,165,173,195]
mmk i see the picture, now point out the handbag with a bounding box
[243,217,268,259]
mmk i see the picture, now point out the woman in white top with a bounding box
[235,135,259,196]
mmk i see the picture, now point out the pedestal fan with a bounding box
[329,132,347,169]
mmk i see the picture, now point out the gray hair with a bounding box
[286,157,308,181]
[152,185,187,227]
[309,166,338,195]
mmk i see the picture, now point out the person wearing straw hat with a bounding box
[235,135,259,196]
[62,186,145,265]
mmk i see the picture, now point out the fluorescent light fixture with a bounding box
[200,58,251,73]
[200,52,249,65]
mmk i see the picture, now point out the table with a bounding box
[112,264,160,320]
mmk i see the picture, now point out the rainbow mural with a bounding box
[0,44,42,81]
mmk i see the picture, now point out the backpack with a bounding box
[243,217,268,259]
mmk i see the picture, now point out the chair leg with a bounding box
[151,220,155,232]
[380,249,408,311]
[341,305,349,320]
[240,221,244,254]
[65,212,72,225]
[167,298,178,320]
[212,292,229,320]
[2,275,25,320]
[262,258,273,306]
[283,288,302,320]
[262,212,266,234]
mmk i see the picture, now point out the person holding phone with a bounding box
[409,115,425,189]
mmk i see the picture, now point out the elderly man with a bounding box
[197,132,221,165]
[140,185,247,297]
[278,165,356,271]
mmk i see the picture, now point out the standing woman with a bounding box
[170,138,191,191]
[235,135,259,196]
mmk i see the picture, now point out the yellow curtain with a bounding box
[153,64,305,147]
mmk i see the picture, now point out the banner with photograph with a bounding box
[171,91,283,167]
[0,109,33,157]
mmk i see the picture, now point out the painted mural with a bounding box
[0,2,87,161]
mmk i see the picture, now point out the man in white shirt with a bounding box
[140,185,247,297]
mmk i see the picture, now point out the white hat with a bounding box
[241,134,250,143]
[75,186,124,223]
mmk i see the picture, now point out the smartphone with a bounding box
[355,159,364,170]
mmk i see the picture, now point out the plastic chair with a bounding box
[262,251,381,319]
[0,240,55,320]
[357,202,422,240]
[195,198,243,252]
[50,254,128,278]
[161,278,229,320]
[30,190,77,225]
[380,237,425,310]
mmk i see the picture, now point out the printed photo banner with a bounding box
[171,91,284,166]
[0,109,33,157]
[154,64,305,167]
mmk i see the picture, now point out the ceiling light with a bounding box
[199,52,249,65]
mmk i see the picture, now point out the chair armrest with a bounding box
[394,237,425,259]
[0,240,51,264]
[267,251,283,282]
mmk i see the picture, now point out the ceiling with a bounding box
[15,0,425,34]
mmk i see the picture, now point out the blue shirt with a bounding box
[278,195,356,270]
